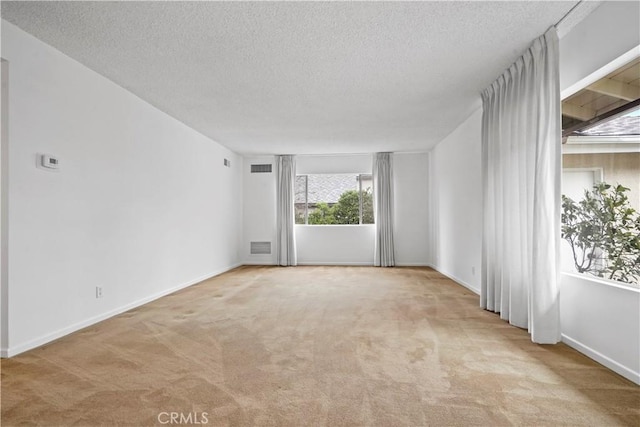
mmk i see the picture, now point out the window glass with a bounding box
[295,174,374,225]
[561,109,640,286]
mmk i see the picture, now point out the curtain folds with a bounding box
[276,155,297,266]
[373,152,395,267]
[480,27,561,344]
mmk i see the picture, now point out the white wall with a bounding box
[428,109,482,293]
[560,274,640,384]
[242,155,278,265]
[296,155,371,175]
[1,59,8,353]
[556,1,640,384]
[295,225,375,265]
[560,1,640,97]
[393,152,429,266]
[242,153,429,266]
[1,22,243,357]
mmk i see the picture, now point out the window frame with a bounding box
[295,173,373,225]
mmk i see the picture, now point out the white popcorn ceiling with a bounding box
[1,1,579,155]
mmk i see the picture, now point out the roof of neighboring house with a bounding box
[295,174,371,204]
[577,116,640,136]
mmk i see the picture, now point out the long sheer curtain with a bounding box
[480,27,561,344]
[276,155,297,266]
[373,152,395,267]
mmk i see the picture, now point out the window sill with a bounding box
[295,224,375,227]
[561,272,640,292]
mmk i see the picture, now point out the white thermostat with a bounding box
[40,154,60,170]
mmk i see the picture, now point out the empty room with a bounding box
[1,1,639,426]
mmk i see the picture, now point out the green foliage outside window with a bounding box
[307,189,374,225]
[362,192,374,224]
[561,182,640,285]
[308,202,337,224]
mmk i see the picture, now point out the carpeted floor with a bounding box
[1,266,639,426]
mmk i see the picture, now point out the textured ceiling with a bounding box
[1,1,579,155]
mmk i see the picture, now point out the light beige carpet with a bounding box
[2,266,639,426]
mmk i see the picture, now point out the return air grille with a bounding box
[250,241,272,255]
[251,164,272,173]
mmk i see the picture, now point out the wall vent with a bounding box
[223,158,231,167]
[250,241,272,255]
[251,164,272,173]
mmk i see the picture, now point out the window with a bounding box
[561,71,640,286]
[295,174,374,225]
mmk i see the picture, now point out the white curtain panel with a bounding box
[276,155,297,267]
[373,152,395,267]
[480,27,561,344]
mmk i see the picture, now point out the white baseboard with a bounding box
[242,261,276,266]
[561,334,640,385]
[295,262,432,267]
[242,262,430,267]
[1,263,241,358]
[297,261,374,266]
[427,264,480,295]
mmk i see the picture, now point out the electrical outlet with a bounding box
[96,286,103,298]
[471,266,476,275]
